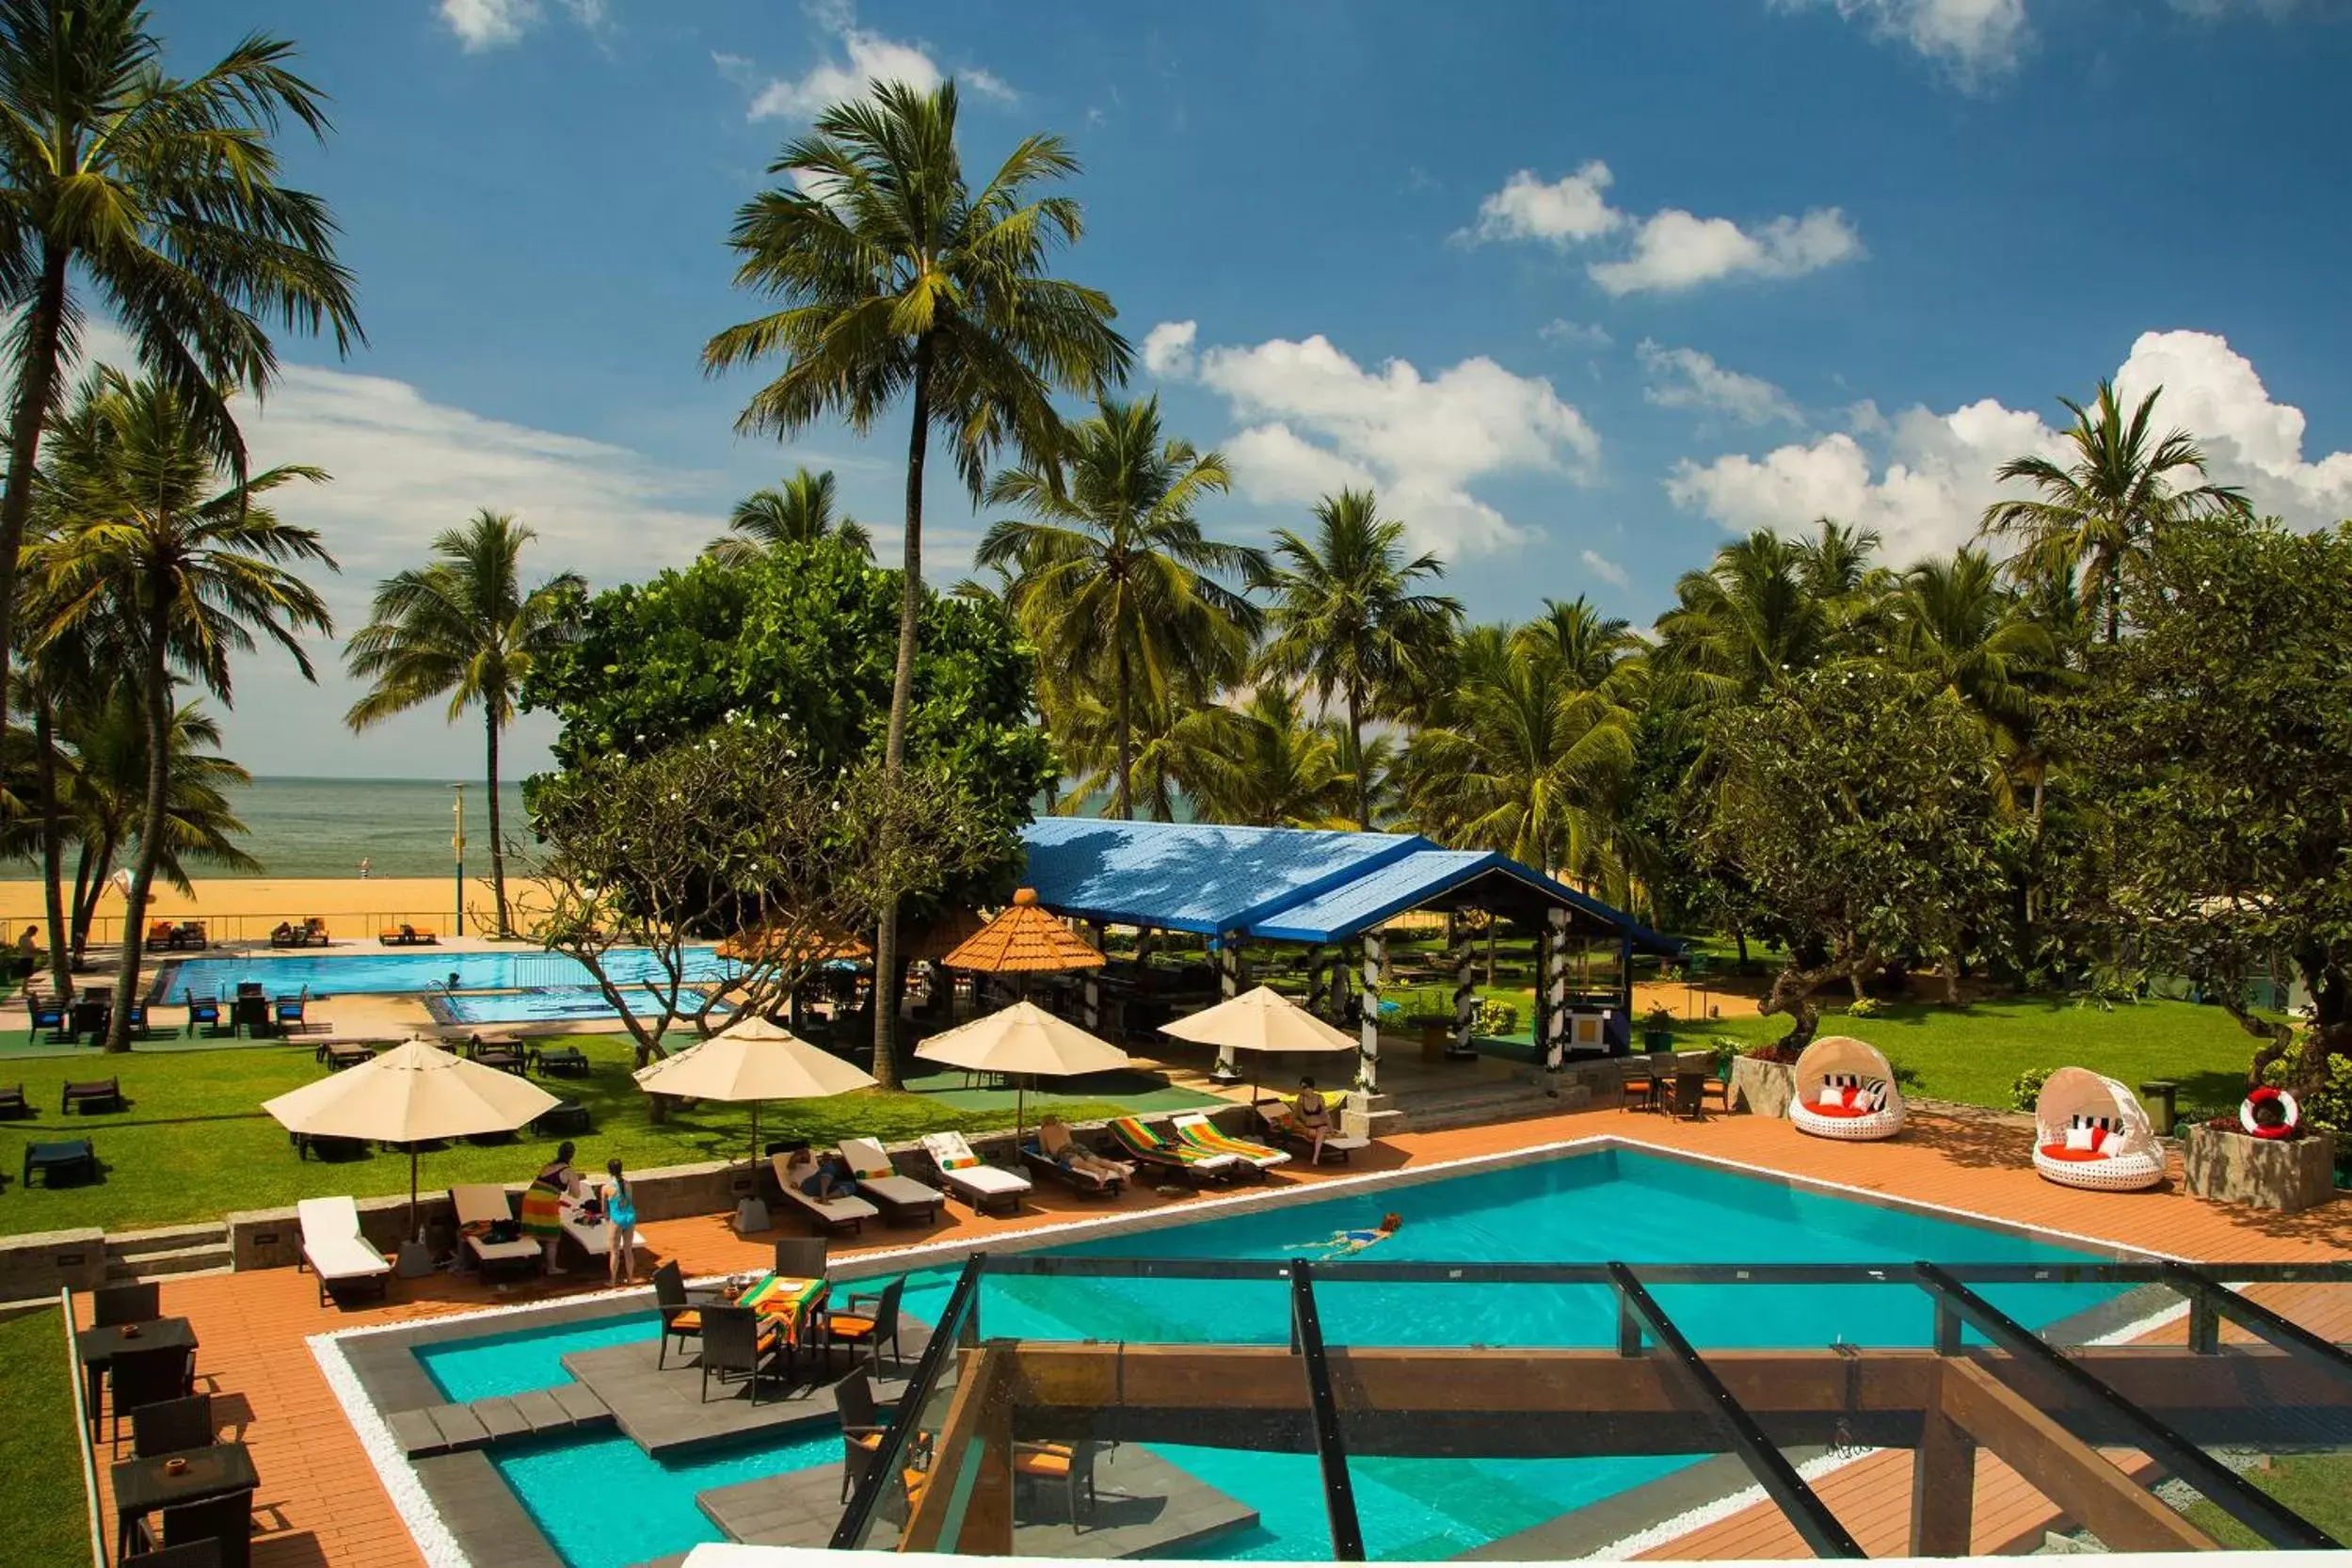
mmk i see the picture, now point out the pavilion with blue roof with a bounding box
[1015,818,1679,1087]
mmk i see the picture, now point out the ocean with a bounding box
[3,776,533,880]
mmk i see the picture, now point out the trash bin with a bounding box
[2139,1079,2179,1137]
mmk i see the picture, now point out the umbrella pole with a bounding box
[751,1101,760,1173]
[1016,1078,1027,1151]
[410,1146,422,1243]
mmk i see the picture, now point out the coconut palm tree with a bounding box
[704,468,872,565]
[1979,380,2251,642]
[1887,548,2055,771]
[344,511,584,937]
[702,78,1128,1083]
[0,2,360,739]
[979,395,1260,819]
[1184,685,1352,829]
[1518,595,1642,695]
[1254,488,1461,829]
[25,368,331,1050]
[1652,530,1846,704]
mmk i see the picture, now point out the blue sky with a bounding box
[160,0,2352,777]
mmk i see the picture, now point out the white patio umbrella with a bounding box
[632,1014,877,1167]
[263,1036,563,1240]
[913,1000,1129,1146]
[1160,984,1358,1101]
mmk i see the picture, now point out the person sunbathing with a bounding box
[1288,1212,1403,1257]
[1039,1117,1136,1183]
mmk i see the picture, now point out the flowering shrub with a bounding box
[1846,997,1885,1018]
[2010,1066,2055,1113]
[1477,999,1519,1036]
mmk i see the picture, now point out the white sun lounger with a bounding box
[839,1137,945,1225]
[450,1182,541,1276]
[296,1195,392,1307]
[920,1130,1031,1215]
[769,1153,880,1236]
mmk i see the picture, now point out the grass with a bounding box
[0,1031,1215,1233]
[2181,1453,2352,1546]
[0,1307,94,1566]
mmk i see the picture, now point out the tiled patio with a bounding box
[74,1102,2350,1568]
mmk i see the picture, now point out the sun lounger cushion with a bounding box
[921,1134,1032,1199]
[768,1155,879,1230]
[1109,1115,1239,1167]
[1171,1112,1291,1168]
[840,1137,944,1215]
[296,1197,392,1285]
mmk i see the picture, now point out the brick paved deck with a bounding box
[74,1105,2349,1567]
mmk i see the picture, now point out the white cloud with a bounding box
[1464,163,1862,296]
[1149,323,1601,556]
[1539,318,1613,349]
[1772,0,2031,83]
[1639,341,1800,424]
[440,0,537,51]
[1662,328,2352,563]
[712,51,755,84]
[744,2,1014,120]
[1579,549,1631,589]
[1470,163,1624,247]
[1592,207,1862,296]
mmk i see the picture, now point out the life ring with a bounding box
[2240,1086,2300,1141]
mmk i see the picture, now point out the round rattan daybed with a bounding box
[1787,1034,1906,1142]
[2031,1067,2166,1191]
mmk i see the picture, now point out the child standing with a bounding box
[604,1157,638,1285]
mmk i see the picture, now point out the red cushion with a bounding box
[1809,1101,1872,1119]
[2086,1125,2108,1152]
[2040,1143,2111,1162]
[1840,1084,1861,1109]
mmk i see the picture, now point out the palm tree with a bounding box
[0,3,360,740]
[1185,685,1352,828]
[1254,488,1461,829]
[1980,380,2251,642]
[704,468,872,565]
[979,395,1260,819]
[26,368,332,1050]
[1888,548,2055,770]
[1519,595,1642,694]
[702,78,1128,1084]
[1652,530,1844,703]
[344,511,584,937]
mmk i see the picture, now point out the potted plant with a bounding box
[1729,1038,1802,1116]
[2182,1087,2338,1213]
[1640,1006,1676,1053]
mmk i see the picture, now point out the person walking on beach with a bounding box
[602,1157,638,1285]
[358,856,371,879]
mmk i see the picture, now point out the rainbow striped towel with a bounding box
[739,1272,828,1340]
[1172,1112,1289,1166]
[1108,1115,1228,1165]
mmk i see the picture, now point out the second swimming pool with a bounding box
[155,944,733,1001]
[408,1144,2135,1566]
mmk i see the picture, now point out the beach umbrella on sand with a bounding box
[1160,984,1358,1103]
[632,1015,877,1167]
[914,1000,1128,1147]
[263,1037,562,1240]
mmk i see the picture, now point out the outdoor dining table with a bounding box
[75,1317,198,1426]
[112,1440,257,1558]
[728,1271,831,1370]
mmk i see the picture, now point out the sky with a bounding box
[146,0,2352,779]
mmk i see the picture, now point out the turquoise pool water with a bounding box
[433,1146,2126,1566]
[494,1429,836,1568]
[156,945,731,1001]
[432,987,718,1025]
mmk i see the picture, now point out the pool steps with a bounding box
[387,1382,614,1457]
[104,1221,233,1285]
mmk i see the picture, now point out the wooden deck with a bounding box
[73,1103,2349,1568]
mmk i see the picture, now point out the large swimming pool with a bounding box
[407,1145,2130,1567]
[154,944,733,1001]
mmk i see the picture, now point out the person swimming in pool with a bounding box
[1288,1212,1402,1257]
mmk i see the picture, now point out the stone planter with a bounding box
[2182,1123,2338,1213]
[1729,1056,1799,1118]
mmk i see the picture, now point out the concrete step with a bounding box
[1388,1080,1592,1134]
[107,1222,228,1256]
[104,1242,234,1281]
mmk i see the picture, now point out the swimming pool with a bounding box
[429,987,721,1025]
[413,1145,2131,1566]
[155,945,733,1001]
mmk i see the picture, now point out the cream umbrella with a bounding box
[914,1000,1128,1146]
[263,1036,563,1240]
[632,1015,877,1167]
[1160,984,1358,1103]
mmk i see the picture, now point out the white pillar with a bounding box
[1083,921,1105,1033]
[1544,906,1571,1071]
[1359,931,1383,1092]
[1209,936,1241,1080]
[1450,918,1478,1059]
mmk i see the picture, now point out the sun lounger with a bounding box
[768,1153,879,1236]
[449,1183,540,1277]
[296,1195,392,1306]
[1106,1115,1245,1185]
[1018,1142,1123,1197]
[1256,1097,1369,1162]
[838,1137,944,1225]
[378,925,438,946]
[62,1077,122,1114]
[0,1082,25,1119]
[920,1130,1030,1215]
[1171,1112,1292,1170]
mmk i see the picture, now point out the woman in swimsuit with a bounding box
[1288,1212,1402,1257]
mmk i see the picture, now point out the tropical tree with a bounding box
[344,511,584,937]
[1519,595,1642,695]
[1254,488,1461,829]
[979,394,1259,819]
[702,78,1129,1071]
[1653,522,1880,704]
[1887,547,2055,773]
[705,467,871,565]
[25,368,332,1050]
[0,2,360,739]
[1979,380,2251,642]
[1183,684,1352,829]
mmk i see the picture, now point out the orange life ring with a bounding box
[2239,1086,2300,1141]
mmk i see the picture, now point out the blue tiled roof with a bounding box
[1016,819,1679,952]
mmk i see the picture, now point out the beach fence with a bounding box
[6,910,454,950]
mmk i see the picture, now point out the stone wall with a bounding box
[1729,1056,1798,1118]
[0,1226,107,1301]
[2181,1125,2337,1214]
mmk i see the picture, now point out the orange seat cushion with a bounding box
[1808,1102,1872,1119]
[849,1432,882,1451]
[1016,1450,1072,1477]
[831,1314,875,1336]
[2039,1143,2112,1163]
[668,1310,702,1333]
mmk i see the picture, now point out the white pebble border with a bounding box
[310,1325,472,1568]
[1581,1446,1885,1560]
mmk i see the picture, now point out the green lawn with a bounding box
[2182,1453,2352,1547]
[0,1032,1216,1234]
[0,1307,94,1566]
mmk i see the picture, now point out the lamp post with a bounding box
[451,783,466,937]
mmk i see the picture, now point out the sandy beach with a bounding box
[0,875,537,948]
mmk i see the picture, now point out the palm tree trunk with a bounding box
[486,709,511,937]
[71,840,97,966]
[1346,685,1368,830]
[872,333,934,1091]
[35,693,72,999]
[106,596,174,1053]
[1113,638,1133,821]
[0,248,69,743]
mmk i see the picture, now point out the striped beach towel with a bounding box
[1171,1113,1288,1167]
